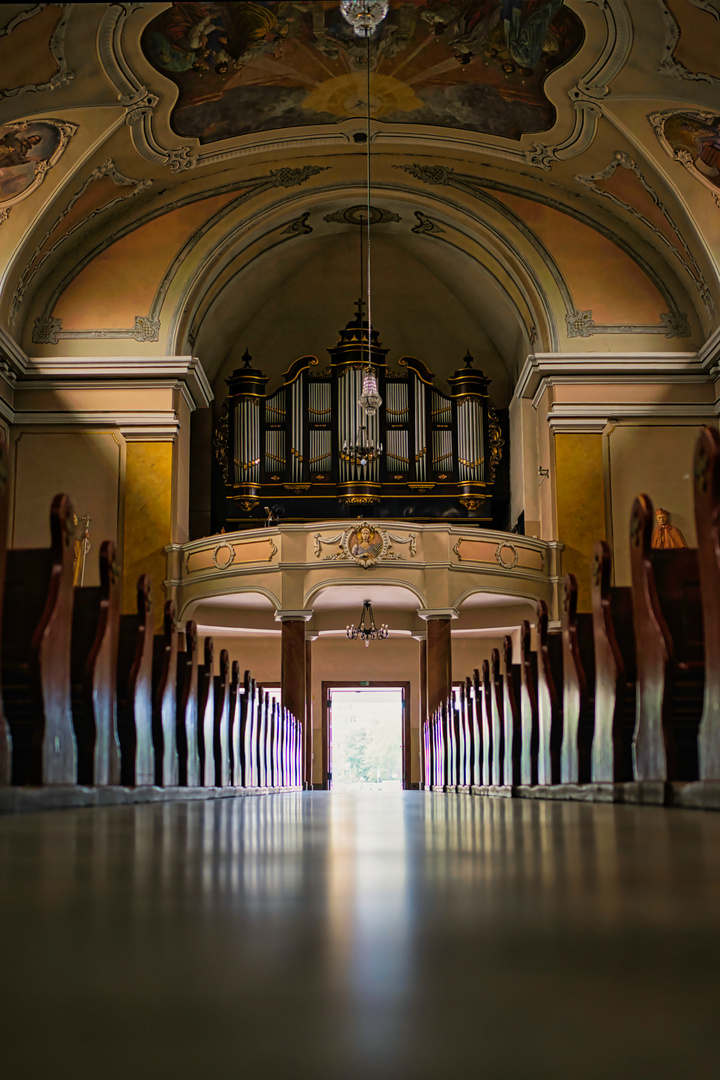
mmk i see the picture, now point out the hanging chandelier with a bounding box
[340,421,383,466]
[339,4,385,470]
[340,1,389,38]
[346,600,389,647]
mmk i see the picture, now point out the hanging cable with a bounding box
[365,28,372,365]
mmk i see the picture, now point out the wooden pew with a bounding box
[256,688,267,787]
[591,542,636,782]
[176,620,200,786]
[117,575,154,787]
[490,648,505,786]
[481,660,493,784]
[472,668,484,785]
[630,494,703,781]
[561,574,595,783]
[3,493,77,785]
[694,425,720,778]
[502,635,522,787]
[451,691,462,789]
[229,660,240,786]
[464,676,476,788]
[535,600,562,785]
[0,429,11,786]
[273,698,282,787]
[519,620,539,786]
[152,601,178,787]
[212,649,231,787]
[197,636,216,787]
[241,670,256,787]
[440,700,450,790]
[70,540,120,786]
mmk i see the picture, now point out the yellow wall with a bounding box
[554,433,606,611]
[123,442,173,630]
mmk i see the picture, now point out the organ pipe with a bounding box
[218,314,499,516]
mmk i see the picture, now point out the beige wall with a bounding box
[199,632,282,685]
[452,635,505,682]
[11,429,124,587]
[606,422,708,585]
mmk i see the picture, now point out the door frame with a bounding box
[321,681,412,791]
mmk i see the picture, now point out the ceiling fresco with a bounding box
[654,110,720,202]
[0,119,73,206]
[141,1,584,143]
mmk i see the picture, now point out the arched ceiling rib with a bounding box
[1,1,720,380]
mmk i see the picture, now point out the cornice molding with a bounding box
[547,403,716,432]
[417,608,459,622]
[20,355,213,409]
[514,350,701,401]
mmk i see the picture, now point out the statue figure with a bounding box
[651,507,687,549]
[72,512,91,585]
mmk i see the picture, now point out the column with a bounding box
[276,609,314,785]
[419,609,457,717]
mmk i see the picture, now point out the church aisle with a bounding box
[1,792,718,1078]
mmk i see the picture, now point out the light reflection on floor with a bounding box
[1,792,718,1078]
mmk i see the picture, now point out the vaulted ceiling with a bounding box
[1,1,720,408]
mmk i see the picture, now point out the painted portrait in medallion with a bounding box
[349,524,383,560]
[141,2,584,144]
[0,119,75,206]
[652,109,720,202]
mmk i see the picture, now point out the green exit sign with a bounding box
[360,681,369,687]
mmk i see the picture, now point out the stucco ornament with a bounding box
[314,523,416,568]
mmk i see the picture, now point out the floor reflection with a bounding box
[1,793,719,1078]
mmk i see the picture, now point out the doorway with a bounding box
[321,682,412,791]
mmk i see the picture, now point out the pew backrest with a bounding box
[0,429,11,785]
[213,648,230,787]
[197,636,215,787]
[117,575,154,786]
[176,620,200,786]
[502,635,521,787]
[630,494,703,781]
[490,648,505,786]
[694,425,720,778]
[591,542,635,782]
[536,600,562,785]
[152,600,179,787]
[71,540,120,786]
[519,620,539,786]
[561,575,594,784]
[3,493,77,785]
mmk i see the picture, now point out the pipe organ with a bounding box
[214,308,504,525]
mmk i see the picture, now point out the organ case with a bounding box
[214,308,504,524]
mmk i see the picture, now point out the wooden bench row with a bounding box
[423,424,720,791]
[0,484,302,790]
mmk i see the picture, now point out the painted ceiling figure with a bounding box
[0,131,42,170]
[502,0,563,68]
[651,508,687,550]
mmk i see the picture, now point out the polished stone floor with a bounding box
[1,792,719,1078]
